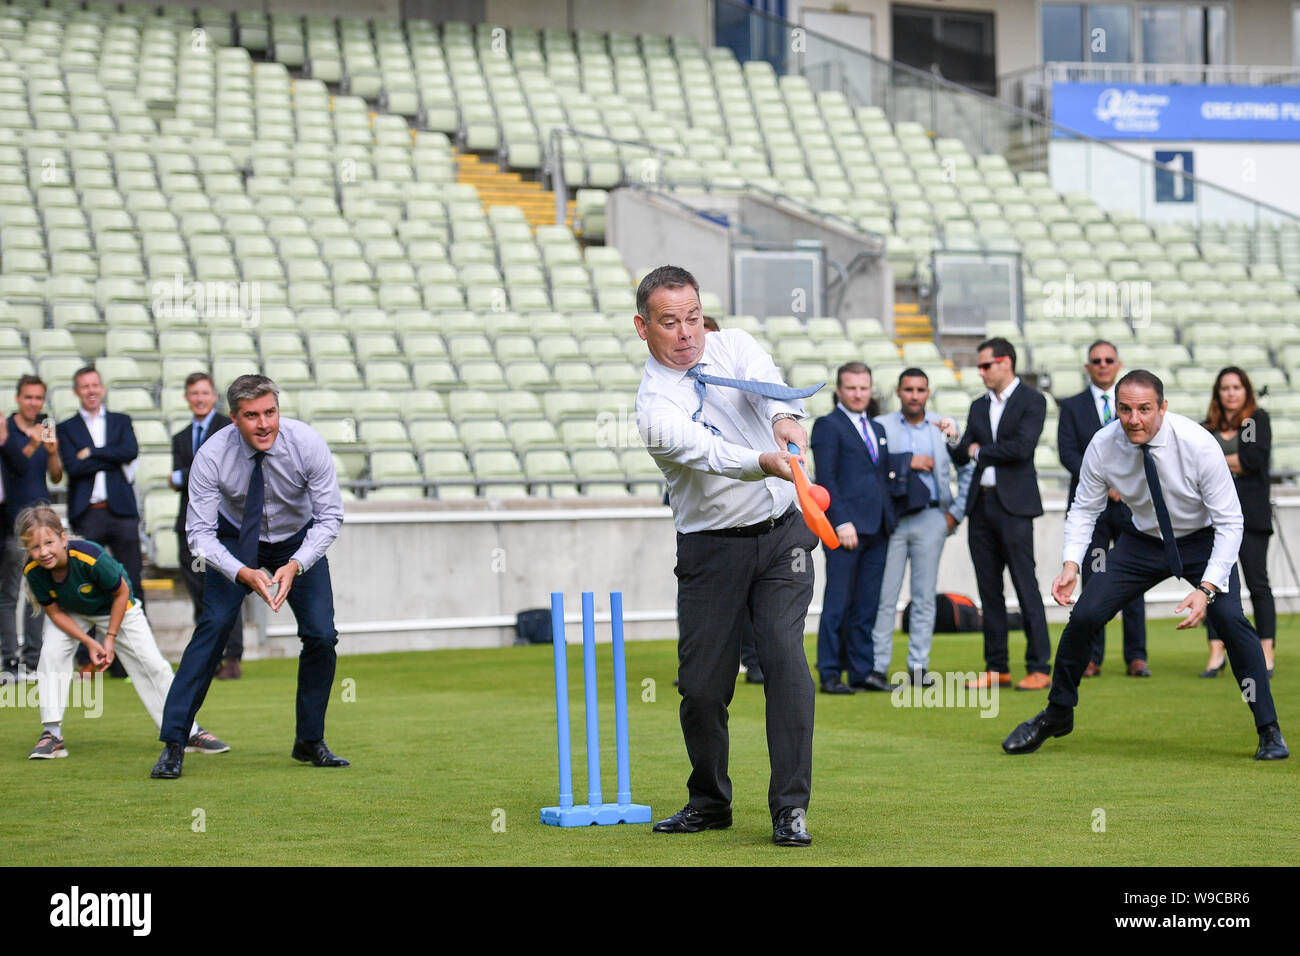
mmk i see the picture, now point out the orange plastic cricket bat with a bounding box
[786,442,839,549]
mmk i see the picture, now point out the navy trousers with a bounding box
[1049,526,1277,729]
[816,527,888,684]
[160,519,338,744]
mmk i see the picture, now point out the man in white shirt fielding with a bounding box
[1004,370,1287,760]
[634,265,822,846]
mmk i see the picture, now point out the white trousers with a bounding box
[36,605,177,731]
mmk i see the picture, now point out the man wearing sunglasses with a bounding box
[1058,340,1149,678]
[951,338,1052,691]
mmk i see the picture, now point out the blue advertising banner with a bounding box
[1052,83,1300,141]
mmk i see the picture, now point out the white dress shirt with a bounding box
[79,406,109,504]
[636,328,805,534]
[978,377,1020,488]
[1090,382,1117,426]
[1062,411,1242,590]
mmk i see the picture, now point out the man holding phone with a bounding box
[0,375,63,682]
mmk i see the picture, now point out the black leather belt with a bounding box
[903,500,942,517]
[698,508,796,538]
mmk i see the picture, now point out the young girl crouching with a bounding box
[16,504,228,760]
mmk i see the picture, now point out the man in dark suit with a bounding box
[810,362,906,694]
[1058,340,1149,678]
[950,338,1052,691]
[170,372,240,679]
[57,366,145,609]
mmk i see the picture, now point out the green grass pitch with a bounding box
[3,617,1296,866]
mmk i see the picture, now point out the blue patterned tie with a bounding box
[193,422,204,456]
[1141,444,1183,579]
[686,365,822,431]
[1101,394,1112,424]
[237,451,266,569]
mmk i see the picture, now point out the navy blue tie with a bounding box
[1141,444,1183,579]
[237,451,266,569]
[686,366,822,431]
[193,422,203,456]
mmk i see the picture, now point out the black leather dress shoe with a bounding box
[850,672,894,692]
[652,804,732,833]
[291,739,350,767]
[910,669,936,687]
[150,742,184,779]
[1255,723,1290,760]
[745,666,765,685]
[820,678,855,695]
[1002,708,1074,754]
[772,807,811,847]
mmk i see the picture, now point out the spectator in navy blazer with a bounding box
[810,362,907,694]
[56,366,145,609]
[1058,340,1149,678]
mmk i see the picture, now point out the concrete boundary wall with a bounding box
[255,494,1300,657]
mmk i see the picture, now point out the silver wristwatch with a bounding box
[771,413,800,424]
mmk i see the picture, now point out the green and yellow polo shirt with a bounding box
[24,539,137,617]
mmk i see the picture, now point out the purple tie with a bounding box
[859,415,878,464]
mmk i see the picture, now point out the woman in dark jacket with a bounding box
[1201,367,1275,677]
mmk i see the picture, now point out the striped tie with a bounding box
[859,415,878,464]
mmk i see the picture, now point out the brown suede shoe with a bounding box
[1126,659,1151,677]
[1015,672,1052,691]
[215,658,242,680]
[1083,661,1102,678]
[966,671,1012,689]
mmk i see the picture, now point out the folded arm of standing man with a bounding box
[59,420,138,475]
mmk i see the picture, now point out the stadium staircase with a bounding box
[454,149,575,230]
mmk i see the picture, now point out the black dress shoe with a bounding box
[1002,708,1074,755]
[652,804,732,833]
[909,668,936,687]
[772,807,811,847]
[1255,723,1290,760]
[745,666,765,685]
[820,678,855,695]
[1199,660,1227,678]
[150,742,184,779]
[850,672,894,692]
[291,739,350,767]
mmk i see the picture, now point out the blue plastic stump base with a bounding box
[540,803,653,827]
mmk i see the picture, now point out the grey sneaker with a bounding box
[28,731,68,760]
[185,727,230,754]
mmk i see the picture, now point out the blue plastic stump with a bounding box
[540,591,652,827]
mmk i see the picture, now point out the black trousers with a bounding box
[72,508,145,610]
[1049,527,1277,729]
[178,531,243,658]
[967,492,1052,674]
[1207,530,1274,644]
[675,510,818,820]
[1081,500,1147,665]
